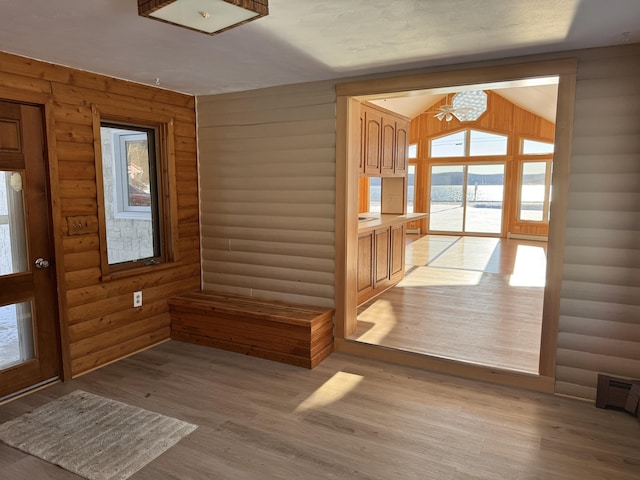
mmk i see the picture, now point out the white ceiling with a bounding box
[0,1,639,96]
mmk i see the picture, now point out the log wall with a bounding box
[197,81,336,308]
[0,51,200,377]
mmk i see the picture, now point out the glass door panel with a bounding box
[429,165,464,232]
[465,164,505,234]
[0,171,34,370]
[0,171,28,275]
[0,302,34,369]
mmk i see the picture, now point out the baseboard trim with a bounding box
[507,232,548,242]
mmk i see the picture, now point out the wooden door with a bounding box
[0,100,60,399]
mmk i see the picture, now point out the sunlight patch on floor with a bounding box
[398,267,483,287]
[294,371,363,413]
[355,299,397,343]
[509,244,547,287]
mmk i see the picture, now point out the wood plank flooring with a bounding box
[352,235,546,373]
[1,340,638,479]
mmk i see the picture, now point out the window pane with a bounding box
[124,138,152,208]
[429,165,464,231]
[0,171,28,275]
[408,144,417,159]
[369,177,381,213]
[469,130,508,156]
[520,162,547,221]
[522,139,554,155]
[465,164,504,234]
[431,131,466,158]
[101,125,160,265]
[407,165,416,213]
[0,301,34,369]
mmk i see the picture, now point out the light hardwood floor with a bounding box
[1,340,638,479]
[352,235,547,373]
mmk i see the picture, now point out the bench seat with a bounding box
[169,291,334,368]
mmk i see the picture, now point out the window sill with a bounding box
[100,260,183,282]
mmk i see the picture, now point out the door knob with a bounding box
[34,257,50,269]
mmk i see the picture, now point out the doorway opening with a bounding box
[335,59,577,390]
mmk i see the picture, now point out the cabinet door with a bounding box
[374,227,390,287]
[389,223,405,282]
[380,118,395,175]
[357,231,374,301]
[364,108,382,174]
[394,122,408,175]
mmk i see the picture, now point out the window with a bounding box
[431,129,508,158]
[519,161,551,222]
[406,164,416,213]
[113,131,153,217]
[100,122,162,267]
[522,139,554,155]
[431,131,466,158]
[469,130,508,156]
[408,143,418,159]
[368,177,381,213]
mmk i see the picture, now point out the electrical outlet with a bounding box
[133,291,143,307]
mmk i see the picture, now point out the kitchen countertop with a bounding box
[357,212,429,232]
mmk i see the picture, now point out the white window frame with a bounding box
[112,131,152,220]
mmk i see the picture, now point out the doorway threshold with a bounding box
[334,338,554,393]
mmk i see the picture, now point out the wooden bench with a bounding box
[168,291,334,368]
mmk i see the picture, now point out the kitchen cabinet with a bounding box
[357,230,374,301]
[389,223,405,283]
[394,123,408,175]
[357,223,405,305]
[363,106,382,175]
[380,117,396,175]
[361,103,410,177]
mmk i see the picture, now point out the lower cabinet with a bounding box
[389,223,405,283]
[357,223,405,305]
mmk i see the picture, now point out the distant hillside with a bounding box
[432,172,545,185]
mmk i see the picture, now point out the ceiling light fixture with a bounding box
[138,0,269,35]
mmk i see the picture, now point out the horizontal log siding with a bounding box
[197,81,336,308]
[0,51,200,377]
[556,45,640,399]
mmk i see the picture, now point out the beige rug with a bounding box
[0,390,197,480]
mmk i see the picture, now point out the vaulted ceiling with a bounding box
[366,80,559,122]
[0,1,638,96]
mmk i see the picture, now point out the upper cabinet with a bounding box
[394,122,408,175]
[363,106,382,174]
[361,103,409,177]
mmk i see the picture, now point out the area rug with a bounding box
[0,390,197,480]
